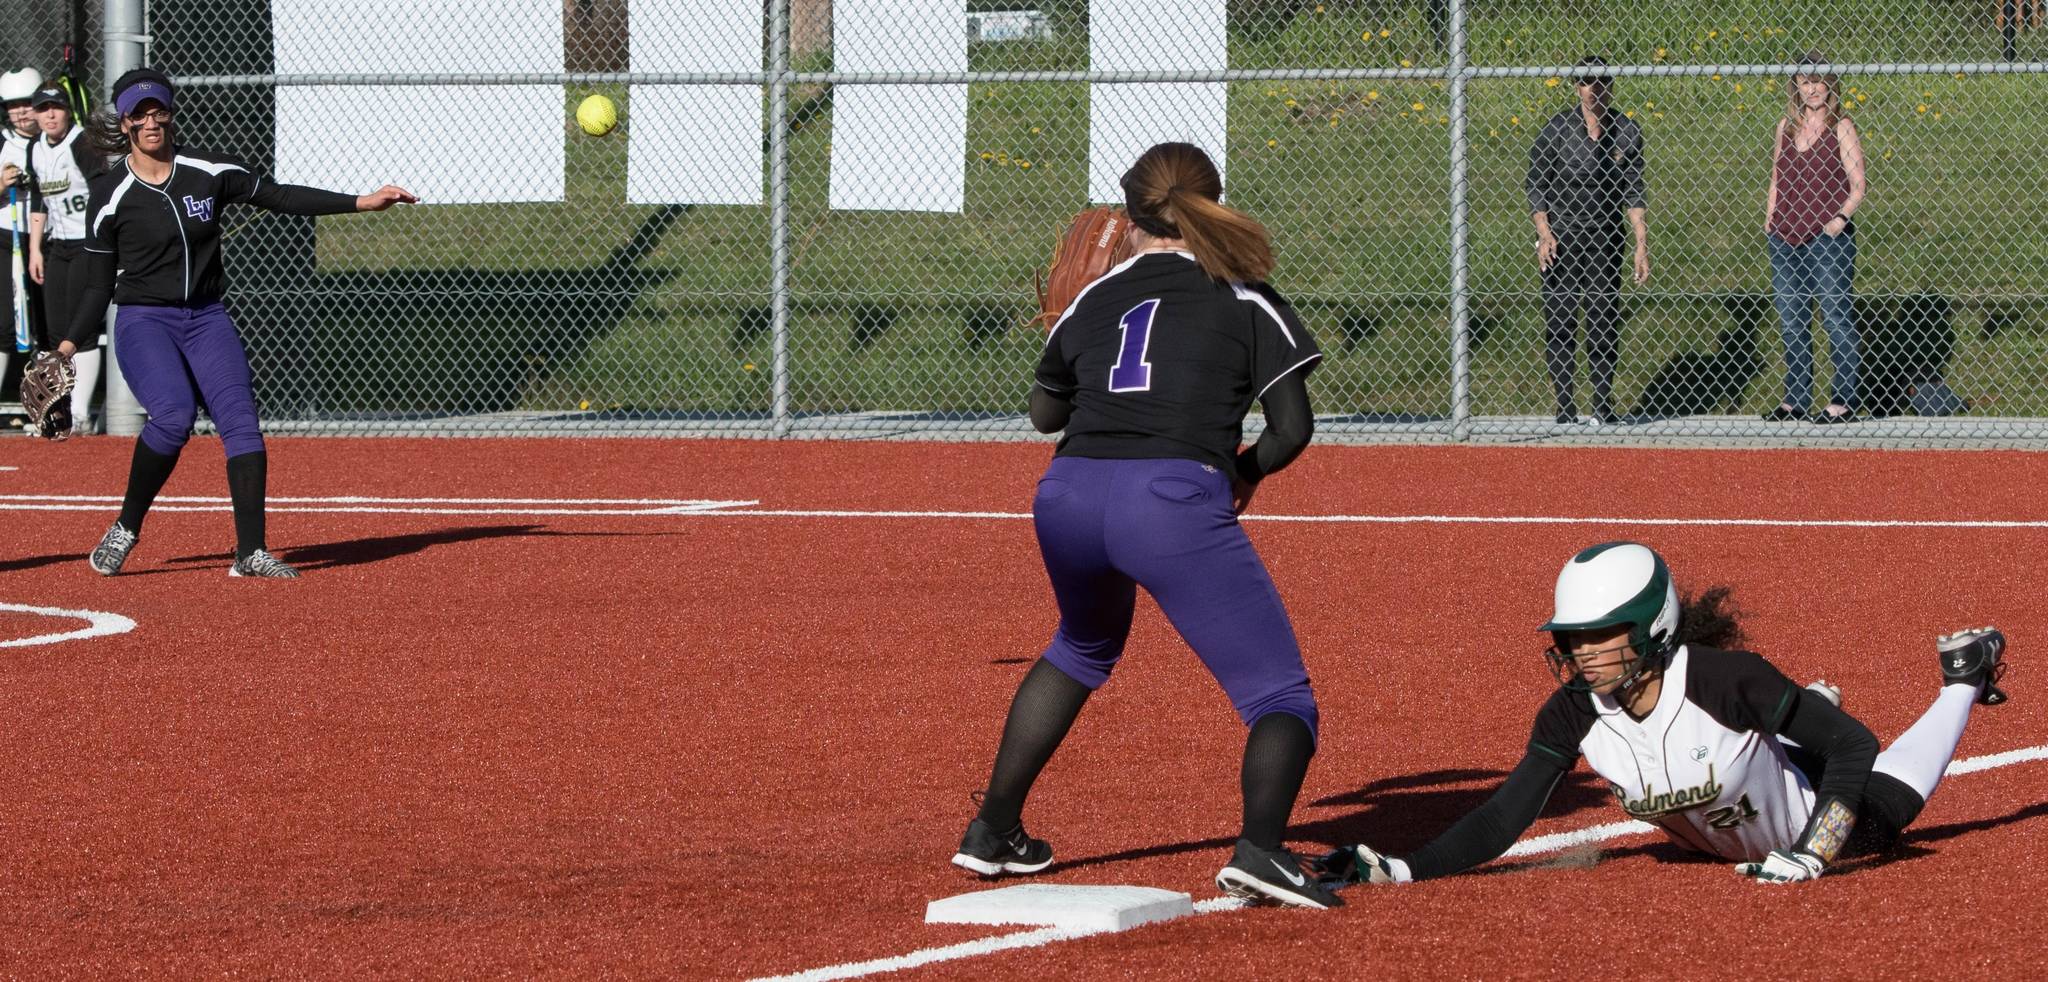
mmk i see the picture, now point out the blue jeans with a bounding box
[1769,230,1859,411]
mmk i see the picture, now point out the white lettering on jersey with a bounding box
[1577,646,1816,862]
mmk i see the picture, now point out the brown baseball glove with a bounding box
[21,350,76,440]
[1032,206,1133,330]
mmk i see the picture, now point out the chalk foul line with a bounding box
[6,494,2048,528]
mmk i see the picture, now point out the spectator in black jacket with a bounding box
[1526,56,1649,425]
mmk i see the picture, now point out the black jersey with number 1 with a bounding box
[1035,251,1322,472]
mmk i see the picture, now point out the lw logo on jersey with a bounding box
[1615,764,1723,819]
[183,195,215,222]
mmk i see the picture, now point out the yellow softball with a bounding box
[576,94,618,137]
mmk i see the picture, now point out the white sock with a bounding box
[1872,684,1979,801]
[70,348,102,432]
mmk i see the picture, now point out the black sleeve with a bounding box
[1687,647,1801,735]
[1526,119,1554,216]
[66,249,114,347]
[1778,685,1880,861]
[218,159,358,216]
[1620,118,1647,210]
[1235,365,1311,483]
[1402,750,1573,881]
[1244,282,1321,398]
[1033,321,1078,396]
[1028,386,1073,434]
[1400,688,1593,880]
[67,177,117,347]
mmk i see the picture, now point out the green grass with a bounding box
[280,4,2048,419]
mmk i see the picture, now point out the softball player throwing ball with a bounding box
[58,69,417,578]
[1323,542,2011,887]
[952,142,1339,909]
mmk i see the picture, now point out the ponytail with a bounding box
[1121,142,1275,283]
[84,106,128,157]
[1676,585,1747,650]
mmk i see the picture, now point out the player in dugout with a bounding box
[1319,541,2011,888]
[59,68,417,578]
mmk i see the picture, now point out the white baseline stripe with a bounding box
[754,742,2048,982]
[0,494,757,507]
[2,495,2047,527]
[0,504,754,517]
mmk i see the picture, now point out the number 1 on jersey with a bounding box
[1109,299,1159,393]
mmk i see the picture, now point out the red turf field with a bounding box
[1,437,2042,978]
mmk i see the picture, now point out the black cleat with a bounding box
[1939,627,2009,706]
[951,818,1053,876]
[1215,839,1344,909]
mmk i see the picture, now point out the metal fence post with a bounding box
[99,0,146,437]
[768,0,793,438]
[1445,0,1473,442]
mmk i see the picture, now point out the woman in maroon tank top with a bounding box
[1763,53,1867,423]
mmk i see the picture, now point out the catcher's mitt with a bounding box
[1032,206,1133,329]
[21,350,77,440]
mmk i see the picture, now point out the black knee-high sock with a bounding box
[976,658,1092,831]
[1241,712,1315,850]
[226,451,268,560]
[118,441,182,534]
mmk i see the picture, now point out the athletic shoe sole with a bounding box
[1215,867,1340,910]
[950,851,1052,876]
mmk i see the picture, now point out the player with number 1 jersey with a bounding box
[952,142,1340,909]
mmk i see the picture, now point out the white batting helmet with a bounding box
[0,68,44,103]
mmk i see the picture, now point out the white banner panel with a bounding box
[1087,0,1229,204]
[273,0,558,74]
[628,0,764,205]
[272,0,563,203]
[274,88,564,205]
[829,0,968,213]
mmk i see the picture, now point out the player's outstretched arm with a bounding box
[355,185,420,211]
[1328,749,1571,886]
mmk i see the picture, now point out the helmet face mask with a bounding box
[1540,542,1680,693]
[1546,632,1646,693]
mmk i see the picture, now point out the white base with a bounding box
[925,884,1195,933]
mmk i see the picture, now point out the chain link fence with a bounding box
[64,1,2048,443]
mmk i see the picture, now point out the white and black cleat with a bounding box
[951,818,1053,876]
[89,521,138,576]
[1216,838,1344,909]
[1939,627,2008,706]
[229,549,301,579]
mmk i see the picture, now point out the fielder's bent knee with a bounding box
[1242,688,1320,747]
[1040,629,1126,690]
[141,415,194,457]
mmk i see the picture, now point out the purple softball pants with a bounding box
[1033,455,1320,740]
[114,301,266,459]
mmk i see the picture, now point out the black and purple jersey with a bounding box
[1035,251,1322,472]
[69,146,356,344]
